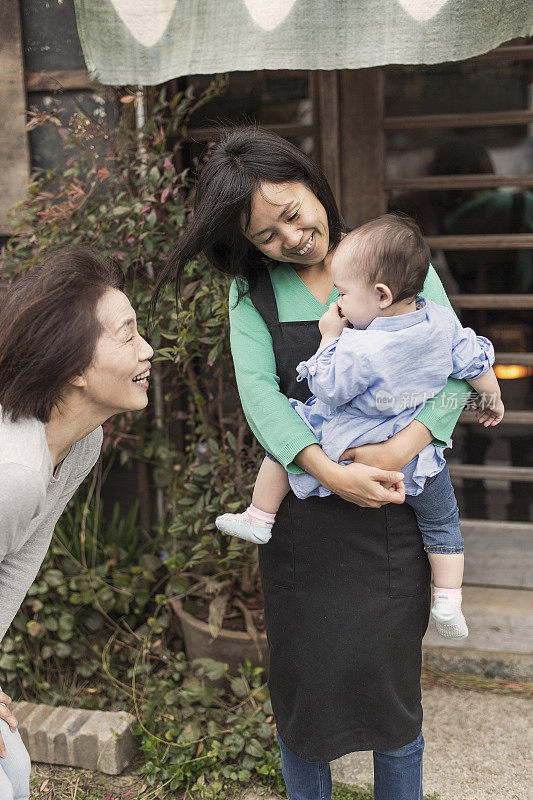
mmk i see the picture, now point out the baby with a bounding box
[216,214,504,640]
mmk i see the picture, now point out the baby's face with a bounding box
[331,244,382,329]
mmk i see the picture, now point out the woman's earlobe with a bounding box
[70,374,87,388]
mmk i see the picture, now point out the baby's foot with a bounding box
[431,600,468,640]
[215,510,273,544]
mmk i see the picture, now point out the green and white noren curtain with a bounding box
[74,0,533,86]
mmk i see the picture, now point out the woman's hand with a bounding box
[294,444,405,508]
[0,691,18,758]
[323,461,406,507]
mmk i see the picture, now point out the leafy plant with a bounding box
[137,657,284,797]
[0,489,163,708]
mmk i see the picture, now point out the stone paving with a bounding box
[331,686,532,800]
[241,685,532,800]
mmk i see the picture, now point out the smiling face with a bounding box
[244,181,330,269]
[74,288,154,417]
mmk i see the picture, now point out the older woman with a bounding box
[154,128,470,800]
[0,247,152,799]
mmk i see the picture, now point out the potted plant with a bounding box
[161,264,270,673]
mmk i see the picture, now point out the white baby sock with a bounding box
[431,587,468,639]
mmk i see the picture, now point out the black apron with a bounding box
[250,269,431,763]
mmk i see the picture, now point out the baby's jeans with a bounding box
[277,729,425,800]
[406,465,464,554]
[0,719,31,800]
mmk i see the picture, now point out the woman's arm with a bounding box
[295,444,406,508]
[341,419,432,472]
[229,281,318,474]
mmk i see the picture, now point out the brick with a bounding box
[11,703,138,775]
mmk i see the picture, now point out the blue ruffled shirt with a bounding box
[288,297,494,499]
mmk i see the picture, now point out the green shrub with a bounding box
[138,658,284,797]
[0,492,162,708]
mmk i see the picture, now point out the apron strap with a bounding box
[249,268,279,329]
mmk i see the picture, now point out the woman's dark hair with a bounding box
[0,246,124,423]
[151,126,348,317]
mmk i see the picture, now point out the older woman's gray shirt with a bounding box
[0,412,102,643]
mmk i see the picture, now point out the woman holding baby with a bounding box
[154,128,490,800]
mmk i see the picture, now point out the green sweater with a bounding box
[229,264,469,474]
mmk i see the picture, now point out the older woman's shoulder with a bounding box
[70,427,103,476]
[0,410,47,472]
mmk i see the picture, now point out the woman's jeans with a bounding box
[0,717,31,800]
[277,730,424,800]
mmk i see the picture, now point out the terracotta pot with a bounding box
[170,599,269,676]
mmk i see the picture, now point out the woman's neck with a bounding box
[290,248,335,305]
[45,399,104,468]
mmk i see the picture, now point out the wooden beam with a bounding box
[25,69,101,92]
[385,174,533,192]
[467,45,533,63]
[449,294,533,309]
[459,410,533,425]
[384,110,533,130]
[449,465,533,481]
[461,521,533,590]
[312,71,341,206]
[339,68,386,228]
[494,353,533,366]
[426,234,533,249]
[0,0,30,235]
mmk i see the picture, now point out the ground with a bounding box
[29,669,532,800]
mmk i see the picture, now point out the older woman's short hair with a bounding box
[0,247,124,422]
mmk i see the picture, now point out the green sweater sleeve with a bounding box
[417,266,472,446]
[229,280,318,473]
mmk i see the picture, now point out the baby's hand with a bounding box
[319,302,348,340]
[474,394,505,426]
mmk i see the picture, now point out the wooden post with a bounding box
[311,71,342,205]
[338,68,386,228]
[0,0,30,235]
[312,68,386,229]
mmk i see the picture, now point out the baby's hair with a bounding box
[339,214,431,304]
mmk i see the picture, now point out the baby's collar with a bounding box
[367,296,427,332]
